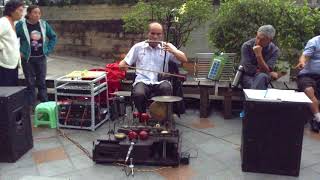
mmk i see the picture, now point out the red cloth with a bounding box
[105,62,126,96]
[89,62,126,98]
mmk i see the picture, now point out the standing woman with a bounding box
[16,5,57,106]
[0,0,24,86]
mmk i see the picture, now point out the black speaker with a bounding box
[241,100,310,177]
[0,86,33,162]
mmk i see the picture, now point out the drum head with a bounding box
[149,102,167,121]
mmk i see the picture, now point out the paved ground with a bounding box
[1,55,320,180]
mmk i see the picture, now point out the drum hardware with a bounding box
[93,96,182,166]
[151,96,183,129]
[128,158,134,177]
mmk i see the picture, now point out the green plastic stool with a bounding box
[34,101,57,128]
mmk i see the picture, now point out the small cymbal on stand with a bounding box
[151,96,182,103]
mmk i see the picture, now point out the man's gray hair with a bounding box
[257,25,276,39]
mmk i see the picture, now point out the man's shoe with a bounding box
[310,119,320,133]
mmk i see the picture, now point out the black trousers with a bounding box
[21,56,48,105]
[132,81,172,113]
[297,74,320,99]
[0,66,18,86]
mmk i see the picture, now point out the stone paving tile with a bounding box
[0,166,39,180]
[0,150,35,173]
[157,165,195,180]
[37,159,74,177]
[69,154,94,170]
[63,141,93,157]
[33,147,68,164]
[33,138,62,151]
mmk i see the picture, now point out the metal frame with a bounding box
[54,73,109,131]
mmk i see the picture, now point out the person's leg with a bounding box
[10,68,18,86]
[132,82,151,113]
[0,66,18,86]
[154,81,172,96]
[241,74,254,89]
[251,72,271,90]
[0,66,8,86]
[34,57,48,102]
[22,60,37,105]
[298,75,320,132]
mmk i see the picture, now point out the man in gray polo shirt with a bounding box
[296,35,320,132]
[240,25,280,89]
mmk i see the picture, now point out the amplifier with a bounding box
[0,87,33,162]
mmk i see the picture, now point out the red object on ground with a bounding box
[139,130,148,140]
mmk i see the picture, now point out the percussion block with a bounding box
[133,112,140,118]
[140,113,150,123]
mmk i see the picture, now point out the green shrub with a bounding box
[209,0,320,65]
[122,0,213,48]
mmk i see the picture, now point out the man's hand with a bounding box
[295,54,309,70]
[253,45,263,57]
[162,42,188,63]
[119,60,129,71]
[163,42,178,54]
[270,71,287,80]
[295,61,305,70]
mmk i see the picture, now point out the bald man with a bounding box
[119,22,187,113]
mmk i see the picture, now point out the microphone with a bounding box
[231,65,244,88]
[125,142,135,164]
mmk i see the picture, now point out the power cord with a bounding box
[176,122,241,148]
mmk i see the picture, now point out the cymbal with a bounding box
[149,102,167,121]
[110,91,131,97]
[151,96,182,103]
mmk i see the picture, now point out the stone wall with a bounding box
[49,20,144,60]
[41,4,212,60]
[41,4,131,21]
